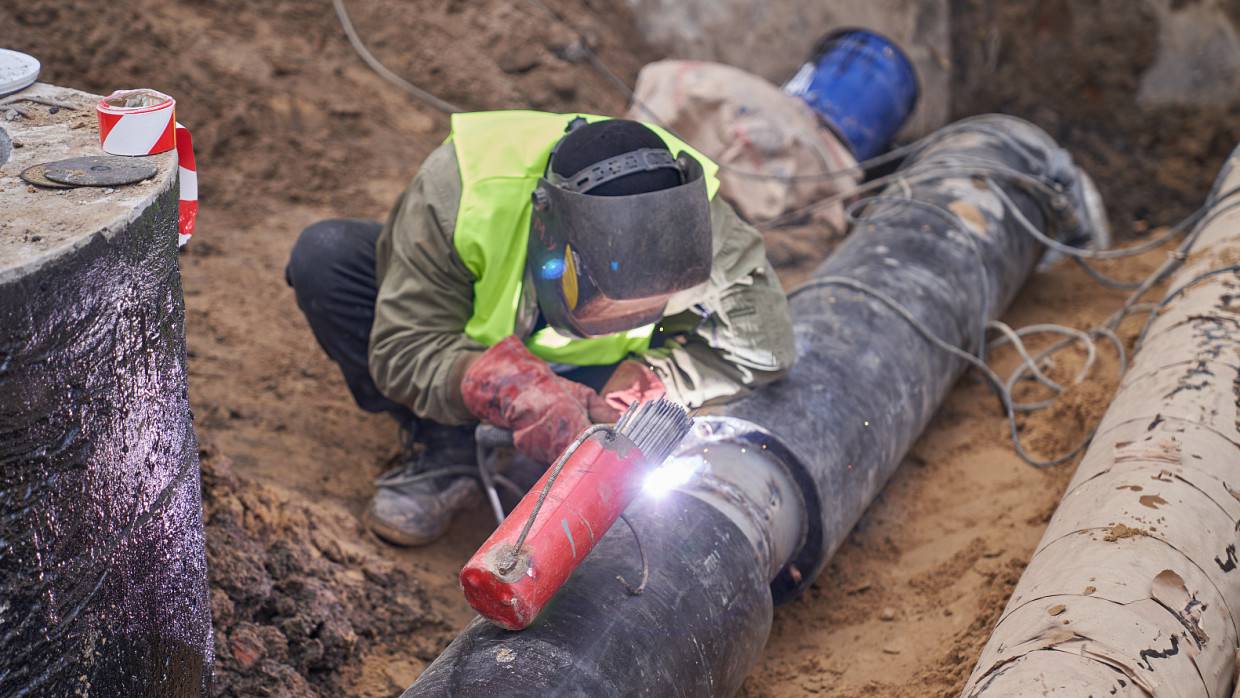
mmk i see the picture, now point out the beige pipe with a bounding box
[964,150,1240,697]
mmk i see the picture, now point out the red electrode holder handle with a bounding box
[460,425,646,630]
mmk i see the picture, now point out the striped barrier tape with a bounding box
[97,89,198,246]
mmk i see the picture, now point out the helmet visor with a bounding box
[528,153,712,338]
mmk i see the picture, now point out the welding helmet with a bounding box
[528,118,713,338]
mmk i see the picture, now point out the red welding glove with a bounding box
[461,336,608,464]
[599,360,666,418]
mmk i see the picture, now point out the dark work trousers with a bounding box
[285,219,618,435]
[286,219,416,424]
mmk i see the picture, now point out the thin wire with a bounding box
[789,166,1240,468]
[332,0,464,114]
[795,276,1098,468]
[615,513,649,596]
[1068,255,1143,290]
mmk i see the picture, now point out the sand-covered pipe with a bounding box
[405,114,1095,696]
[0,84,212,695]
[964,147,1240,696]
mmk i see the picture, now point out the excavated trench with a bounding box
[2,0,1239,695]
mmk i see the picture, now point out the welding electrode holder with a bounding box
[459,399,692,631]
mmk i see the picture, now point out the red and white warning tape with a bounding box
[97,89,199,246]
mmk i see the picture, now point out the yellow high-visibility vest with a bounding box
[450,110,719,365]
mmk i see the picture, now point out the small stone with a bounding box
[312,530,345,563]
[498,43,541,74]
[881,646,900,655]
[229,624,266,669]
[879,607,896,622]
[847,582,871,595]
[1084,586,1096,595]
[1048,604,1066,616]
[943,608,953,617]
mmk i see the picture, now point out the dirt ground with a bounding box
[2,1,1236,695]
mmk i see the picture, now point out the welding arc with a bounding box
[614,398,694,467]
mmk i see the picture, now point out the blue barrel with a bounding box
[783,29,919,161]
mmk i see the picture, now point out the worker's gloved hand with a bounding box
[461,336,606,464]
[600,360,666,415]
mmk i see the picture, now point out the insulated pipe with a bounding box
[405,115,1093,696]
[963,148,1240,696]
[0,85,211,695]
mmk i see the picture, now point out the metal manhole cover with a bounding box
[20,162,76,189]
[43,156,157,187]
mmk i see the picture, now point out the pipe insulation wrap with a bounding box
[0,136,212,693]
[964,147,1240,696]
[404,114,1092,696]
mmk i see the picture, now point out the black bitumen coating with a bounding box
[0,181,212,695]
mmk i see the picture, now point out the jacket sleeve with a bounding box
[641,196,796,408]
[368,143,485,425]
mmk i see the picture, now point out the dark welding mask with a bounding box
[528,122,713,339]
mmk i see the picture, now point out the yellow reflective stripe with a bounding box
[527,325,655,366]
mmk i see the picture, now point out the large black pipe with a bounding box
[748,115,1094,601]
[405,115,1099,696]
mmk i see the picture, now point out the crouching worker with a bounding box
[286,111,796,546]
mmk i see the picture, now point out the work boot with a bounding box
[365,424,480,547]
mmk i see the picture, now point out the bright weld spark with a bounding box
[643,455,703,498]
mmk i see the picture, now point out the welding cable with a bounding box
[844,181,1114,402]
[987,320,1097,408]
[1067,256,1144,290]
[846,195,996,362]
[793,275,1103,468]
[783,161,1122,467]
[789,180,1240,468]
[332,0,464,114]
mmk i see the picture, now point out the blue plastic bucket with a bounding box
[783,29,919,161]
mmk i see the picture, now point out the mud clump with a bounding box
[200,445,453,697]
[1103,523,1147,542]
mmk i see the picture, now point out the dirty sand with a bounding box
[0,1,1229,695]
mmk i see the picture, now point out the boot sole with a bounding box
[364,507,444,548]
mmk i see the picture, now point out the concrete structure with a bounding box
[0,84,211,696]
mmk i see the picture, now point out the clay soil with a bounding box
[2,1,1233,696]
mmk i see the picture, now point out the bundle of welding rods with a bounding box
[614,398,694,466]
